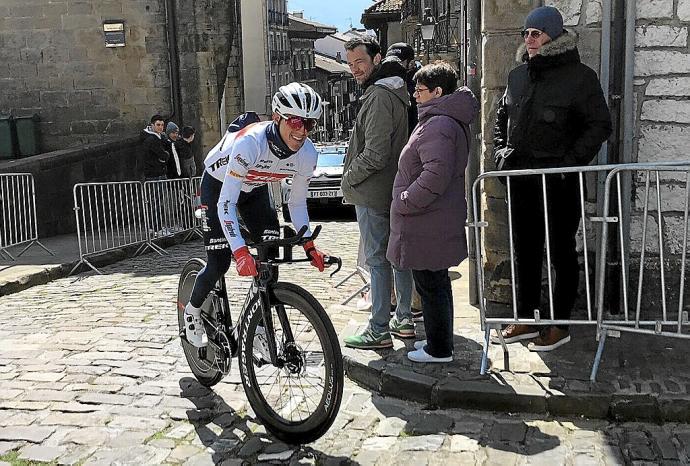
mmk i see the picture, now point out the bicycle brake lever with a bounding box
[324,255,342,277]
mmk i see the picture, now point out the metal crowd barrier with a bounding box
[71,181,154,274]
[187,176,203,240]
[469,161,690,376]
[590,164,690,381]
[71,178,202,275]
[143,178,198,245]
[0,173,54,260]
[334,234,370,305]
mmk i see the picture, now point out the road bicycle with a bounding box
[177,225,344,444]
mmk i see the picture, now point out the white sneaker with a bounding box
[407,347,453,363]
[184,310,208,347]
[253,325,271,362]
[414,340,426,350]
[356,295,372,312]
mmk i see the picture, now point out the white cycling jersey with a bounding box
[203,121,316,252]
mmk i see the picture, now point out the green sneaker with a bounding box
[389,316,415,338]
[343,327,393,349]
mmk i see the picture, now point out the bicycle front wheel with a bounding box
[238,282,344,444]
[177,258,223,387]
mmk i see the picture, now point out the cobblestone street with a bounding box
[1,221,689,465]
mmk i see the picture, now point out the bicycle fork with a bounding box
[250,278,296,369]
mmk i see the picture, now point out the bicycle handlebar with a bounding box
[247,225,342,277]
[246,225,320,249]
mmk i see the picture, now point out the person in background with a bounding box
[491,6,611,351]
[178,126,197,178]
[165,121,183,179]
[141,114,169,181]
[385,42,420,135]
[387,61,478,363]
[341,36,414,350]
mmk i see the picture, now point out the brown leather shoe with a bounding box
[491,324,540,344]
[528,327,571,352]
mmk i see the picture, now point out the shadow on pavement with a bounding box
[370,388,561,457]
[179,377,358,465]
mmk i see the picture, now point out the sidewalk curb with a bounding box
[0,235,193,297]
[343,354,686,422]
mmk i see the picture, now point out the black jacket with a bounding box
[141,127,170,178]
[493,30,612,170]
[406,65,420,135]
[176,138,194,161]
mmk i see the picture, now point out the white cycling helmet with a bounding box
[272,82,323,119]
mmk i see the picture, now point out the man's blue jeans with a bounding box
[355,205,412,334]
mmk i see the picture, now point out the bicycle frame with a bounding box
[202,224,342,369]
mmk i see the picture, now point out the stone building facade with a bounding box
[0,0,243,156]
[241,0,290,116]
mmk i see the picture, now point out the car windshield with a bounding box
[316,151,345,167]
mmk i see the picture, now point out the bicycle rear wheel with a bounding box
[177,258,224,387]
[238,282,344,444]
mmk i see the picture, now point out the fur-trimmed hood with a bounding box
[516,28,579,63]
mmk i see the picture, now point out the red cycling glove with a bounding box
[233,246,258,277]
[303,241,326,272]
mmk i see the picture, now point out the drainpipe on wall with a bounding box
[618,0,637,305]
[466,0,482,306]
[164,0,183,124]
[621,0,636,167]
[596,0,620,313]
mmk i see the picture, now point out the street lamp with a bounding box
[420,7,436,64]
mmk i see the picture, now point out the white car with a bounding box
[281,143,349,221]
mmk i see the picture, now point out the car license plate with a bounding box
[308,189,342,199]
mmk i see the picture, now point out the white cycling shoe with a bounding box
[184,310,208,347]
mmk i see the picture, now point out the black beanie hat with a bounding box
[524,6,564,40]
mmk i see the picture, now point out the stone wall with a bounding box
[0,1,171,152]
[174,0,244,155]
[0,0,242,158]
[223,22,246,134]
[629,0,690,312]
[0,137,144,236]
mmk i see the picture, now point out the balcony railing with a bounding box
[434,14,461,53]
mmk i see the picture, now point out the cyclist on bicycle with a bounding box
[184,82,328,347]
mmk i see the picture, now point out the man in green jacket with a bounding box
[342,36,414,349]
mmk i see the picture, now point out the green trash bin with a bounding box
[0,116,15,160]
[14,114,41,157]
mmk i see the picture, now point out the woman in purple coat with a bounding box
[386,61,478,363]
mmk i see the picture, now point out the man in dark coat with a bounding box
[177,126,197,178]
[386,42,420,134]
[141,114,170,181]
[492,6,612,351]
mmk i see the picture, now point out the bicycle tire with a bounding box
[238,282,344,444]
[177,258,224,387]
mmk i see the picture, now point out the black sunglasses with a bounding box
[521,29,544,39]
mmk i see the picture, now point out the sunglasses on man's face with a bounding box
[521,29,544,39]
[282,115,318,132]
